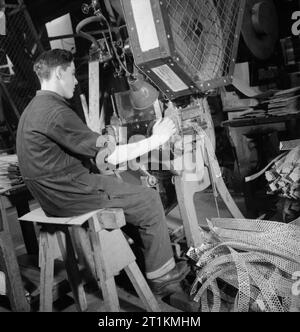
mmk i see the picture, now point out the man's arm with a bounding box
[47,105,176,168]
[46,107,100,158]
[107,121,174,165]
[96,118,176,169]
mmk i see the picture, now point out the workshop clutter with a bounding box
[265,146,300,200]
[224,87,300,123]
[265,87,300,116]
[281,36,300,66]
[0,154,23,191]
[187,218,300,312]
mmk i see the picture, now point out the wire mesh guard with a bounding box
[0,1,42,119]
[165,0,244,90]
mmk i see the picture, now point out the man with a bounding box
[16,49,189,295]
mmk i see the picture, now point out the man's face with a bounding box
[59,61,78,99]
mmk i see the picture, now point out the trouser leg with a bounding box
[97,175,174,276]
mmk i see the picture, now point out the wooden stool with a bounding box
[19,208,160,312]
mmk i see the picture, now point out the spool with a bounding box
[242,0,279,60]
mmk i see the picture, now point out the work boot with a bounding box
[148,261,190,295]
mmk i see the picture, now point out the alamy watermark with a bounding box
[291,11,300,36]
[97,131,212,182]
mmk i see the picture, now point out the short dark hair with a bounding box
[33,49,74,81]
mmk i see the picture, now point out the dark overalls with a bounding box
[16,91,174,278]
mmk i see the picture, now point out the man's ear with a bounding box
[54,66,63,80]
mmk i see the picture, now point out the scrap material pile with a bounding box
[0,154,23,192]
[223,87,300,122]
[265,146,300,200]
[264,87,300,116]
[187,218,300,312]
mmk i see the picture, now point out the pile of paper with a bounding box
[0,154,23,191]
[266,87,300,116]
[226,87,300,120]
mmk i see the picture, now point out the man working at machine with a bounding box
[16,49,189,295]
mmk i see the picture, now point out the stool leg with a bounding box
[39,230,55,312]
[125,262,161,312]
[56,230,87,312]
[100,277,120,312]
[71,226,97,280]
[88,223,120,312]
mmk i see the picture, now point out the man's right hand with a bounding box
[106,117,177,166]
[152,117,177,146]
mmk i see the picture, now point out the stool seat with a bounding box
[19,208,110,226]
[18,207,160,312]
[19,208,93,226]
[19,208,126,229]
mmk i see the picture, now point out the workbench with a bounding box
[0,184,38,255]
[0,183,74,310]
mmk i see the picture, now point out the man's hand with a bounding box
[164,102,181,133]
[152,117,177,146]
[104,117,177,166]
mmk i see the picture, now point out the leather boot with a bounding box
[148,261,189,295]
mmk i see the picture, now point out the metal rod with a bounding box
[50,26,125,41]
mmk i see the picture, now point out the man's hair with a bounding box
[33,49,74,81]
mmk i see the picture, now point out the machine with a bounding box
[74,0,246,247]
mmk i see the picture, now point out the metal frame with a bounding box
[0,0,44,119]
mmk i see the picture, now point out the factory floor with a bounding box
[0,185,248,313]
[1,170,283,312]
